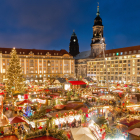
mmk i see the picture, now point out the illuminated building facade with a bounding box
[87,45,140,83]
[0,48,75,82]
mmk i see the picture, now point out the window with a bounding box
[124,51,127,54]
[133,50,136,53]
[116,52,119,56]
[23,52,25,54]
[106,54,108,56]
[5,51,7,53]
[128,64,130,66]
[3,63,5,65]
[129,51,132,54]
[120,52,123,55]
[109,53,111,56]
[2,69,5,73]
[138,50,140,53]
[113,53,115,56]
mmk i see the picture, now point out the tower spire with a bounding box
[96,2,100,16]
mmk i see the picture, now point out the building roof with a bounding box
[0,47,71,56]
[74,50,91,59]
[96,45,140,58]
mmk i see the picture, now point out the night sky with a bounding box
[0,0,140,53]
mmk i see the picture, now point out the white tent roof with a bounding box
[74,134,95,140]
[71,127,96,140]
[129,128,140,136]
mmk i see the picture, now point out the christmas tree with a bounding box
[6,48,25,95]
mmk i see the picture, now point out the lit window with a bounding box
[44,71,46,73]
[40,71,42,73]
[23,52,25,54]
[5,51,7,53]
[125,51,127,54]
[129,51,132,54]
[113,53,115,56]
[39,75,42,77]
[3,63,5,65]
[2,69,5,73]
[120,52,123,55]
[133,50,136,53]
[116,52,119,56]
[48,63,50,66]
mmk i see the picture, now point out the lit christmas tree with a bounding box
[6,47,25,95]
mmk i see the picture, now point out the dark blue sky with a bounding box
[0,0,140,52]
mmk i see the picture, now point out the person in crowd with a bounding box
[66,121,69,129]
[79,119,81,126]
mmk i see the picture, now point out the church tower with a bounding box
[69,30,79,57]
[90,5,106,57]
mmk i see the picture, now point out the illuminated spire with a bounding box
[96,2,100,16]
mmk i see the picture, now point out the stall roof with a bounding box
[69,81,86,85]
[10,117,26,124]
[129,128,140,136]
[17,100,32,105]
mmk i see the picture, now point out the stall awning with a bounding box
[69,81,86,85]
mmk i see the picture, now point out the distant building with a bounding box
[74,5,105,78]
[69,30,79,57]
[0,48,75,82]
[88,45,140,83]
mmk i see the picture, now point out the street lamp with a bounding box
[101,38,109,93]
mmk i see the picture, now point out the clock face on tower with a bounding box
[73,39,76,42]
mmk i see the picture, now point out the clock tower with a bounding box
[69,30,79,57]
[90,5,106,58]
